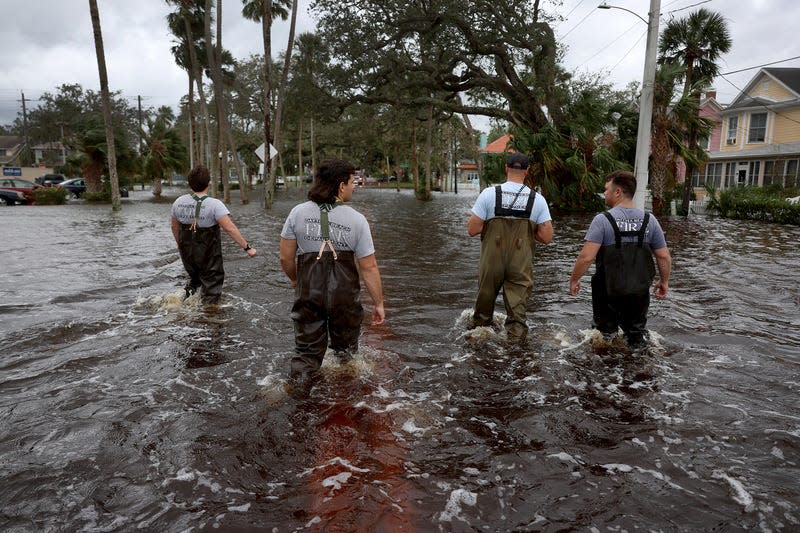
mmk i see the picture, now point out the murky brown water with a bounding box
[1,186,799,531]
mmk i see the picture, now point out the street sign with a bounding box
[255,143,278,162]
[2,167,22,176]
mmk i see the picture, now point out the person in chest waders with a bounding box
[467,152,554,342]
[569,170,672,348]
[170,165,257,304]
[279,159,385,395]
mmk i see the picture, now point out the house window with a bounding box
[786,159,799,188]
[724,162,737,188]
[0,149,6,157]
[749,161,761,186]
[727,117,738,144]
[698,135,709,150]
[763,161,776,186]
[748,113,767,143]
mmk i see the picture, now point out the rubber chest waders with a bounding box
[473,185,537,339]
[178,193,224,304]
[591,212,656,345]
[289,201,363,379]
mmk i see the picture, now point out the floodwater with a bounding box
[1,186,798,532]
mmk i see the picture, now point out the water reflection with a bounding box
[0,188,798,530]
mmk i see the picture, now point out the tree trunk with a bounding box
[310,117,316,177]
[205,0,230,203]
[187,74,195,169]
[420,106,433,201]
[297,119,303,178]
[411,122,419,195]
[681,56,697,216]
[183,11,216,196]
[270,0,298,182]
[88,0,120,211]
[261,0,274,209]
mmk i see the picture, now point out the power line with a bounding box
[721,56,800,76]
[665,0,713,15]
[561,5,597,39]
[719,74,800,129]
[610,29,647,73]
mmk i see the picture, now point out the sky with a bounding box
[2,0,799,134]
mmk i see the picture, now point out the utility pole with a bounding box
[632,0,661,211]
[20,91,29,160]
[137,95,143,155]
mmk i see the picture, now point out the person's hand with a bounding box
[371,302,385,325]
[654,281,668,299]
[569,279,581,296]
[246,247,257,258]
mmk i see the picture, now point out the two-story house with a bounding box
[696,68,800,190]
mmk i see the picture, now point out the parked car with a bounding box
[0,178,41,204]
[35,173,66,187]
[0,188,27,205]
[276,176,285,189]
[57,178,87,198]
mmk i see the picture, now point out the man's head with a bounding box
[187,165,211,193]
[308,159,357,204]
[604,170,637,207]
[507,152,529,171]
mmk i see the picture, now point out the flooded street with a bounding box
[1,186,799,531]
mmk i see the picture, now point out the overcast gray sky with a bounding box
[2,0,799,133]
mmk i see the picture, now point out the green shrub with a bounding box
[83,191,112,203]
[31,187,69,205]
[707,186,800,225]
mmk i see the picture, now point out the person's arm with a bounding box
[569,241,601,295]
[170,216,180,244]
[653,246,672,299]
[357,253,385,325]
[467,214,484,237]
[218,214,257,257]
[534,220,554,244]
[279,238,298,288]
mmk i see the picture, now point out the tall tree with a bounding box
[241,0,291,208]
[88,0,121,210]
[658,8,731,215]
[141,107,189,197]
[311,0,562,132]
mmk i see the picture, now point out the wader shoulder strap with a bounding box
[190,194,207,232]
[317,202,341,260]
[602,211,650,248]
[494,185,535,218]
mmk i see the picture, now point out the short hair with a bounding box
[606,170,637,199]
[187,165,211,193]
[308,159,356,204]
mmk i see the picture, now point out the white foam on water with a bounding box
[712,470,755,511]
[322,471,352,491]
[437,488,477,523]
[549,452,582,465]
[227,502,251,512]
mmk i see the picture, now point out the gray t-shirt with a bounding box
[171,194,230,227]
[585,206,667,249]
[281,200,375,258]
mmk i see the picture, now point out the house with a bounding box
[694,68,800,190]
[0,136,24,166]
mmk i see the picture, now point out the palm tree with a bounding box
[649,63,714,215]
[241,0,291,209]
[141,107,189,197]
[88,0,121,210]
[659,8,732,214]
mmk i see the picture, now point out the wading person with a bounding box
[280,159,385,392]
[467,152,554,341]
[170,165,257,304]
[568,170,672,347]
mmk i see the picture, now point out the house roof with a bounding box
[725,95,778,111]
[481,133,512,154]
[764,67,800,95]
[0,135,23,150]
[730,67,800,108]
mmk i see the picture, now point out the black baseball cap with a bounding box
[507,152,529,170]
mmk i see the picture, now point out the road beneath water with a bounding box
[1,186,798,531]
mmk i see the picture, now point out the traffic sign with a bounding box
[255,143,278,162]
[2,167,22,176]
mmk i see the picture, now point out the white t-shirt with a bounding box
[281,200,375,258]
[171,194,230,228]
[471,182,552,224]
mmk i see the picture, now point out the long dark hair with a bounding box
[308,159,355,204]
